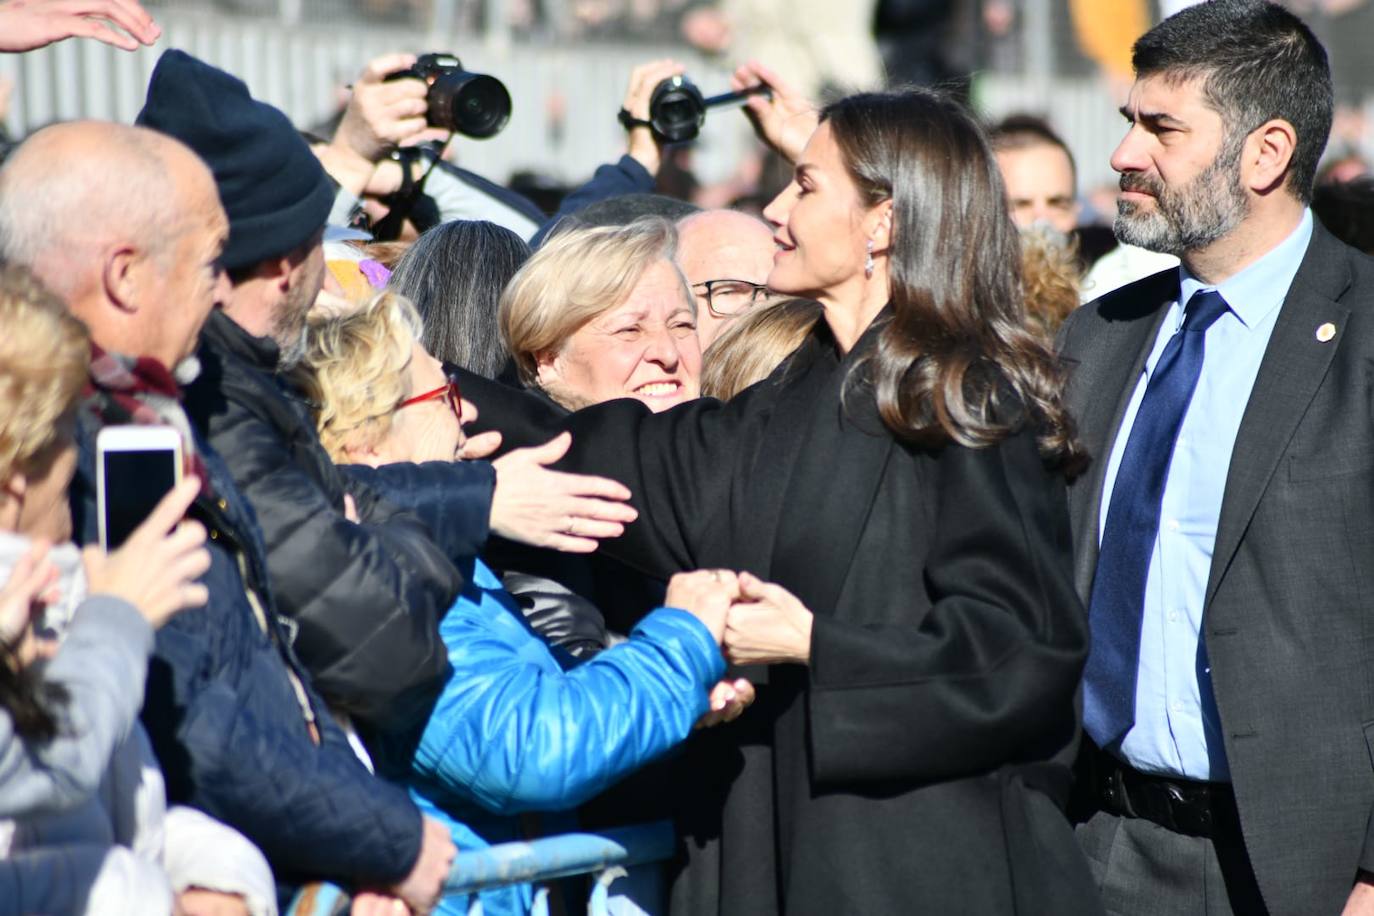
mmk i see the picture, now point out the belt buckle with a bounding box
[1165,782,1213,837]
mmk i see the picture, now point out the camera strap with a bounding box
[371,144,445,240]
[617,108,654,131]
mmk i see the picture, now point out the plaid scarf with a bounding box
[84,345,212,494]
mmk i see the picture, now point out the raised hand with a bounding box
[722,571,813,666]
[729,60,819,165]
[489,432,638,554]
[0,0,161,53]
[0,540,59,666]
[620,58,686,175]
[81,476,210,628]
[320,52,450,195]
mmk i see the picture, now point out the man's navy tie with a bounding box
[1082,288,1230,749]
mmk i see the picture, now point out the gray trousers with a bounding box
[1075,809,1268,916]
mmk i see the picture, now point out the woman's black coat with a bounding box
[460,319,1100,914]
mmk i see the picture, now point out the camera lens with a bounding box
[428,71,512,138]
[648,76,705,144]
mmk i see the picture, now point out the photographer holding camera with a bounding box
[314,52,544,241]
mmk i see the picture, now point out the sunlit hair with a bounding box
[296,291,420,461]
[0,264,89,485]
[0,264,86,743]
[822,88,1083,470]
[389,220,530,380]
[499,216,690,388]
[351,240,414,271]
[702,297,823,400]
[1019,227,1082,340]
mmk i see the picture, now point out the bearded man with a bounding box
[1057,2,1374,915]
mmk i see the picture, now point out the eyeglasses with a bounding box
[691,279,769,318]
[397,375,462,424]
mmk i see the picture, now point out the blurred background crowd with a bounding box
[2,0,1372,224]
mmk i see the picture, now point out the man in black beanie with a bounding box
[136,49,638,742]
[137,46,470,750]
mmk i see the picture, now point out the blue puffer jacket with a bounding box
[378,555,724,915]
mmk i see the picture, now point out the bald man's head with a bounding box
[0,121,230,368]
[0,122,213,296]
[676,209,775,348]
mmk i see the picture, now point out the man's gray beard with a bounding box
[275,326,308,372]
[1113,139,1250,257]
[271,287,314,371]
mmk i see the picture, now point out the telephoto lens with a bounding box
[385,53,512,139]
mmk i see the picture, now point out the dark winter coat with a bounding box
[182,310,474,734]
[456,316,1100,915]
[70,410,423,894]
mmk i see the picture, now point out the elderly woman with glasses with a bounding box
[296,291,752,915]
[500,217,701,413]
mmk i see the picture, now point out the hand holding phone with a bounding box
[83,477,211,629]
[97,425,183,551]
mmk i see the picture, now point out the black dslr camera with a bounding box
[385,53,511,139]
[620,75,772,144]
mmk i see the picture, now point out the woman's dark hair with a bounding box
[1,641,67,742]
[387,220,531,379]
[823,88,1083,470]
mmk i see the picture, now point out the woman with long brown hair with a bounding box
[459,66,1098,915]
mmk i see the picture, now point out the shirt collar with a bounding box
[1177,208,1314,329]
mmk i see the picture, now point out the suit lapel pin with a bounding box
[1316,322,1337,343]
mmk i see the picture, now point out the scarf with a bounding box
[83,345,212,494]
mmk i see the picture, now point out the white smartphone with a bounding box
[96,425,183,551]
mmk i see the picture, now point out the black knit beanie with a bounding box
[136,49,334,272]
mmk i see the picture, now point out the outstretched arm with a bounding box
[410,565,729,814]
[0,0,160,53]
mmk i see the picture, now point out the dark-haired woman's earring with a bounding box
[864,240,875,279]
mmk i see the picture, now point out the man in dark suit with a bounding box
[1058,2,1374,914]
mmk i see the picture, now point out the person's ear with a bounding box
[534,349,563,389]
[339,436,386,468]
[866,200,894,252]
[101,243,144,314]
[0,471,27,531]
[268,252,295,294]
[1246,119,1297,196]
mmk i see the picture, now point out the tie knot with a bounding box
[1182,289,1229,333]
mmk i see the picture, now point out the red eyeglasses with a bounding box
[397,376,462,424]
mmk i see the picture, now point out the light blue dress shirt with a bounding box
[1098,209,1314,782]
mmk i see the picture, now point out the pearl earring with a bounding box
[864,240,875,279]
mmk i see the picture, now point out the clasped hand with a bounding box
[666,569,815,669]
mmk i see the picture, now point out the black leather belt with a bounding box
[1088,748,1238,839]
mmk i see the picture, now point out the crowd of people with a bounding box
[2,0,1374,914]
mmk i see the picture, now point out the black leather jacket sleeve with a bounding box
[187,315,460,733]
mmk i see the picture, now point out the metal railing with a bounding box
[286,820,676,916]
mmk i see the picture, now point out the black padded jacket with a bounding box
[183,310,477,734]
